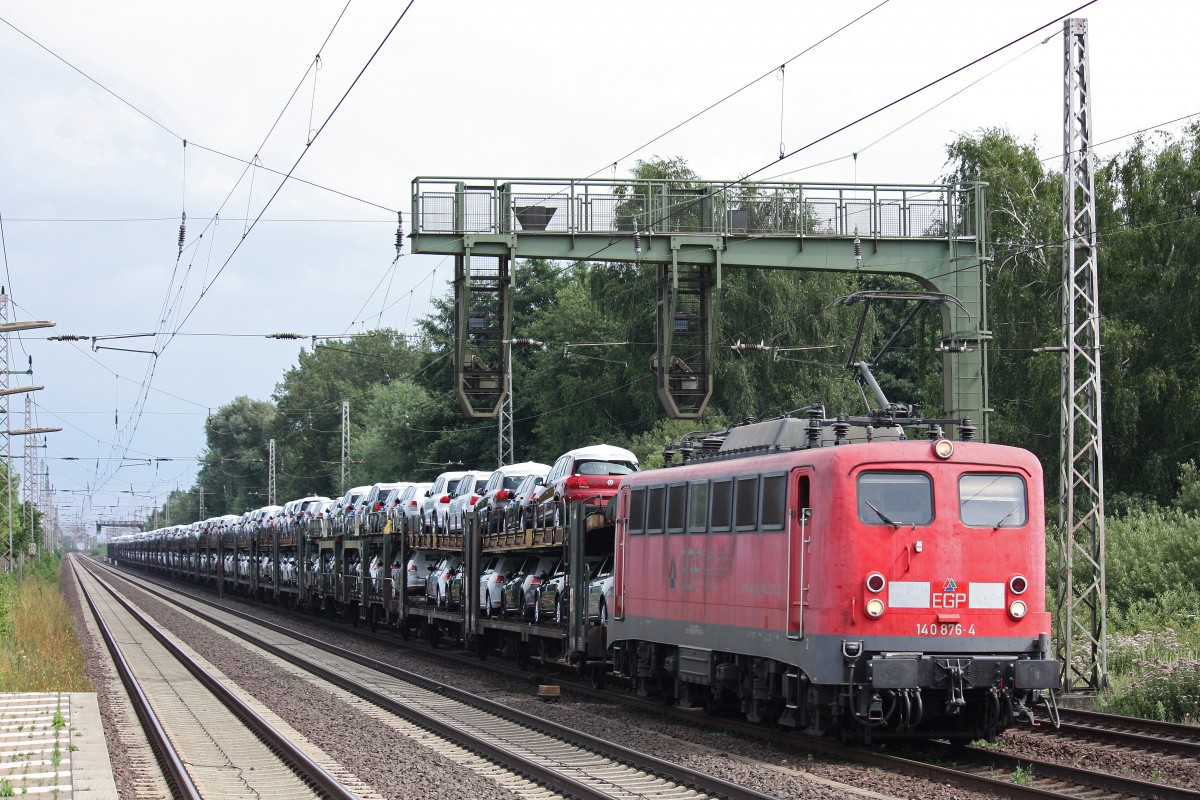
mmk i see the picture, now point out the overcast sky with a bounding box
[0,0,1193,538]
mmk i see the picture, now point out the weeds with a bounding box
[1012,765,1033,785]
[1095,626,1200,723]
[0,559,91,692]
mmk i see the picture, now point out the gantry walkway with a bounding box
[410,176,988,428]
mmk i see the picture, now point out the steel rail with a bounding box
[77,559,359,800]
[90,556,777,800]
[103,557,1200,800]
[1041,707,1200,759]
[554,675,1200,800]
[73,561,203,800]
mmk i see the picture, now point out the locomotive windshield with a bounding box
[959,473,1028,527]
[857,471,933,527]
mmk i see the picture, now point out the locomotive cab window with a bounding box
[959,473,1028,527]
[857,471,933,527]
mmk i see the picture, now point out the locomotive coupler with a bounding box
[940,658,969,714]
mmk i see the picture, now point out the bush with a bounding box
[1105,506,1200,614]
[1096,500,1200,723]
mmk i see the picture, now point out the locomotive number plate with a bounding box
[916,623,976,636]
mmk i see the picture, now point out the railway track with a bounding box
[557,679,1200,800]
[73,558,360,800]
[1028,706,1200,758]
[83,556,781,800]
[104,558,1200,800]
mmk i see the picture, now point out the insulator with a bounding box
[833,414,850,445]
[958,418,977,441]
[662,447,675,464]
[177,213,187,254]
[634,230,641,257]
[926,425,944,440]
[394,212,404,257]
[853,235,862,265]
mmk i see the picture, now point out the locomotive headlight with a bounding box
[865,598,886,618]
[933,438,955,459]
[865,572,886,593]
[1009,575,1028,595]
[1008,599,1028,619]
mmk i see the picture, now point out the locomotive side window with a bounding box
[666,484,687,533]
[688,481,708,532]
[646,486,666,534]
[761,473,787,530]
[628,487,646,534]
[735,476,759,530]
[959,473,1028,527]
[710,479,733,532]
[856,471,933,527]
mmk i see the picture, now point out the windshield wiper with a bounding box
[864,500,901,529]
[992,505,1021,529]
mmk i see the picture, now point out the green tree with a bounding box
[271,330,424,497]
[196,396,277,515]
[1096,124,1200,501]
[942,129,1063,466]
[348,378,435,484]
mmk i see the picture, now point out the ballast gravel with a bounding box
[70,563,1198,800]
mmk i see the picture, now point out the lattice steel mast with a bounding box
[1,290,11,572]
[268,438,276,507]
[340,400,349,494]
[1057,17,1107,693]
[498,342,514,467]
[23,394,36,555]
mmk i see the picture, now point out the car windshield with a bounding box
[503,476,525,490]
[577,459,636,476]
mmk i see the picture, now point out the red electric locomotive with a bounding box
[606,408,1059,742]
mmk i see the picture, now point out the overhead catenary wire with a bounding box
[162,1,417,353]
[581,0,893,181]
[24,1,1194,526]
[86,4,407,503]
[506,0,1102,301]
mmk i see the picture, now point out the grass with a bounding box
[0,558,92,692]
